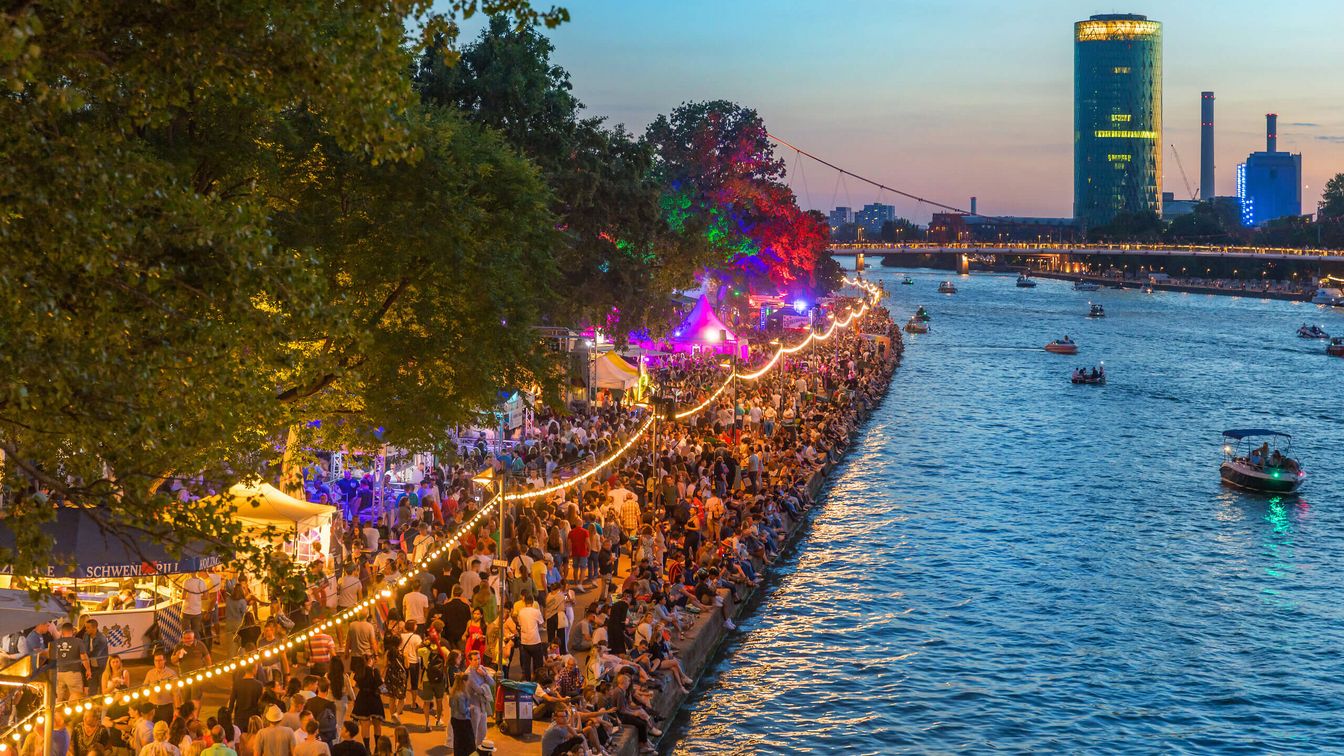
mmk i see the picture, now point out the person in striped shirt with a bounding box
[307,629,335,675]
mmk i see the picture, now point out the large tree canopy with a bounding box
[415,18,711,337]
[0,0,565,588]
[645,100,832,296]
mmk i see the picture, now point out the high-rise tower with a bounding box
[1073,14,1163,228]
[1200,92,1214,199]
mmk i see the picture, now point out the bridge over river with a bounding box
[831,242,1344,280]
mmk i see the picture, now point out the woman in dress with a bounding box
[350,654,385,747]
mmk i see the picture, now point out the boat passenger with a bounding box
[1269,450,1283,468]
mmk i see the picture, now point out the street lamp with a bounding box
[472,448,507,690]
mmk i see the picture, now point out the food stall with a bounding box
[0,507,221,658]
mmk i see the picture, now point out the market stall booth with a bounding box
[594,351,645,399]
[206,482,338,565]
[0,507,221,658]
[664,294,749,359]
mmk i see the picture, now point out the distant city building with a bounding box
[1073,13,1163,228]
[1161,191,1197,219]
[928,213,1080,243]
[1237,113,1302,227]
[855,203,896,234]
[828,206,854,228]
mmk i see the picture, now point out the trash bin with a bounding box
[497,680,535,737]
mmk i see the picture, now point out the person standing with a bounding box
[253,706,294,756]
[182,569,209,638]
[446,673,474,756]
[201,725,238,756]
[514,594,546,682]
[81,618,110,694]
[52,622,90,702]
[171,630,212,711]
[464,652,494,747]
[329,723,369,756]
[349,655,384,749]
[138,720,182,756]
[230,663,265,727]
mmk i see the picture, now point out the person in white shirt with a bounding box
[402,588,429,626]
[335,567,362,610]
[181,569,207,637]
[513,594,546,682]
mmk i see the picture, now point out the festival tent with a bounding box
[594,351,641,391]
[206,483,337,563]
[667,295,749,359]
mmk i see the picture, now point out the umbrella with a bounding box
[0,507,221,579]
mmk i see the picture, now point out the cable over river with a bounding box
[668,265,1344,754]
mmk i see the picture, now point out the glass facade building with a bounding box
[1074,14,1162,228]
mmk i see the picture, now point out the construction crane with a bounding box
[1169,144,1197,200]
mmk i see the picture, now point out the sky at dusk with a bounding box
[441,0,1344,223]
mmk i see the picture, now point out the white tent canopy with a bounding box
[594,351,640,390]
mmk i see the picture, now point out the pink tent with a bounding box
[667,295,749,359]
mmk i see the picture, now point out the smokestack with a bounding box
[1200,92,1214,199]
[1266,113,1277,153]
[970,197,977,215]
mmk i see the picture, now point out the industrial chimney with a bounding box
[1266,113,1277,153]
[1200,92,1214,199]
[970,196,977,215]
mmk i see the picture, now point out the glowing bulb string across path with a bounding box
[48,278,882,722]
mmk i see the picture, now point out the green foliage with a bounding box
[1320,173,1344,221]
[270,106,563,451]
[0,0,566,595]
[1164,202,1234,244]
[415,18,706,338]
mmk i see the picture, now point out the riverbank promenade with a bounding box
[25,281,902,756]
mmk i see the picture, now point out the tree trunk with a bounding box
[279,424,305,499]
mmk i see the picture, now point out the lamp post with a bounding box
[472,409,509,692]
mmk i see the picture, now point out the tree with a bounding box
[0,0,566,591]
[415,18,707,338]
[1164,202,1232,244]
[269,106,562,455]
[1319,173,1344,221]
[646,100,833,297]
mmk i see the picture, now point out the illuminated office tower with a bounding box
[1073,13,1162,228]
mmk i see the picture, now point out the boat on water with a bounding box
[1071,364,1105,384]
[1073,280,1102,292]
[1045,336,1078,354]
[1142,284,1155,294]
[1297,324,1330,339]
[1328,337,1344,357]
[901,275,915,286]
[1016,274,1037,288]
[904,317,929,334]
[938,281,957,294]
[1219,429,1305,494]
[1310,287,1344,306]
[1088,303,1106,318]
[914,306,931,322]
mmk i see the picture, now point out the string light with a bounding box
[48,278,880,722]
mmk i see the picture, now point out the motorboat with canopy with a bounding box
[1016,273,1037,288]
[1219,429,1305,494]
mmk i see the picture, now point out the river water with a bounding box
[668,265,1344,755]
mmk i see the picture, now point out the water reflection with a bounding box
[670,268,1344,754]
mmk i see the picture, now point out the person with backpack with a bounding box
[301,678,339,746]
[416,629,450,730]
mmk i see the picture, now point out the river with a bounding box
[667,264,1344,754]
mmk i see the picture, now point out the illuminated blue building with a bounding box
[1237,114,1302,227]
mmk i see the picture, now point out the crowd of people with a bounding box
[20,294,899,756]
